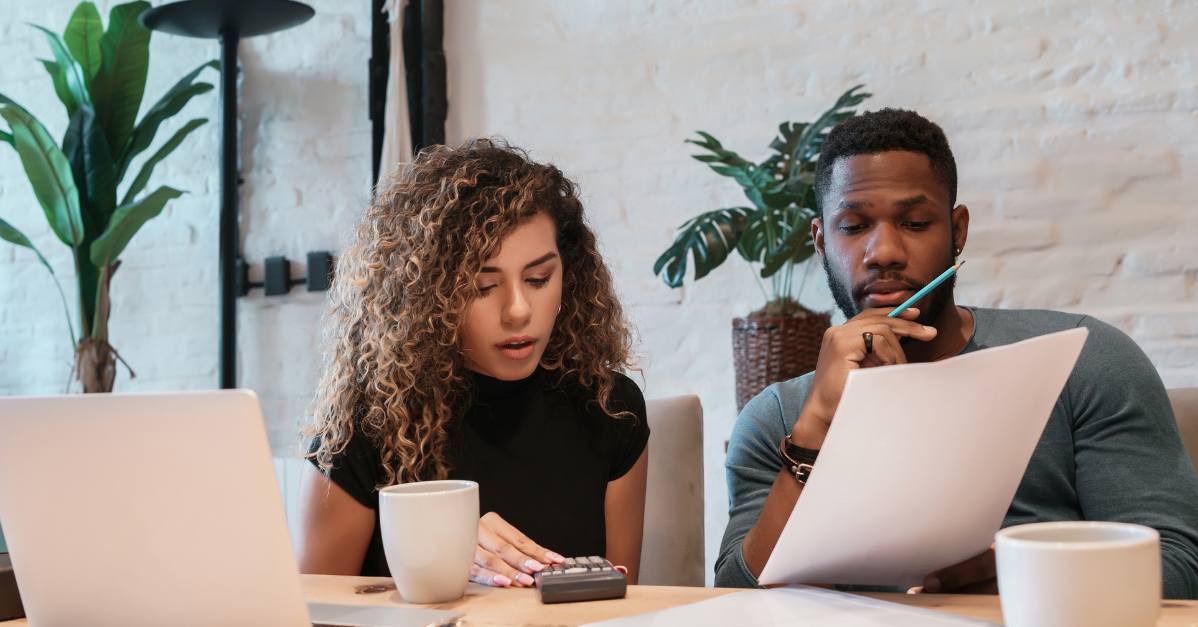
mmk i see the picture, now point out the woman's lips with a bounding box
[495,339,537,360]
[864,290,915,308]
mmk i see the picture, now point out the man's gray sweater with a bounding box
[715,307,1198,599]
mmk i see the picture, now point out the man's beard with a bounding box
[823,250,956,327]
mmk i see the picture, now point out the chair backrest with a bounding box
[638,395,705,586]
[1168,388,1198,476]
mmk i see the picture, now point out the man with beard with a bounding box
[714,109,1198,599]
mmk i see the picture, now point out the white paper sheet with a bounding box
[582,587,998,626]
[759,327,1088,588]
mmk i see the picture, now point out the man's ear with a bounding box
[812,216,826,258]
[951,205,970,257]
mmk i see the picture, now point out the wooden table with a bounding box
[1,575,1194,625]
[304,575,1198,626]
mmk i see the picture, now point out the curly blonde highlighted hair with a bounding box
[307,138,634,487]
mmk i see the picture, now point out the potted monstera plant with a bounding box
[0,1,215,392]
[655,86,871,410]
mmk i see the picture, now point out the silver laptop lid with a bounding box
[0,390,310,627]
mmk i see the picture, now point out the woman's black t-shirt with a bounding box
[309,368,649,577]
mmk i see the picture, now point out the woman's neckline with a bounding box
[468,366,545,401]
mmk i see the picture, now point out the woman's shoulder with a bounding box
[548,369,645,412]
[607,370,646,415]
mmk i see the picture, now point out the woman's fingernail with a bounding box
[492,574,512,587]
[546,551,566,563]
[524,559,544,572]
[517,573,535,586]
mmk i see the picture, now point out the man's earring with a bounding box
[954,247,961,257]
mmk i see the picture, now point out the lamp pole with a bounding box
[141,0,314,389]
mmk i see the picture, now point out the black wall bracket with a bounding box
[236,251,335,297]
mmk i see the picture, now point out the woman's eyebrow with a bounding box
[480,251,558,273]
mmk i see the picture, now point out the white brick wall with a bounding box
[2,0,1196,583]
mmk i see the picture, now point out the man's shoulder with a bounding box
[972,307,1136,353]
[731,372,816,439]
[971,306,1087,339]
[974,307,1157,400]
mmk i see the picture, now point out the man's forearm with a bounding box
[740,468,805,577]
[740,415,828,577]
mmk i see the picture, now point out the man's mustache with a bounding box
[851,276,926,303]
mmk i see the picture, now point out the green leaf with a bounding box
[686,131,754,170]
[0,129,11,146]
[0,216,78,345]
[39,60,79,116]
[789,85,872,188]
[117,61,216,179]
[653,207,753,287]
[31,25,92,116]
[0,216,44,259]
[122,118,206,205]
[90,185,183,268]
[62,104,117,238]
[760,212,817,278]
[64,2,104,81]
[92,1,152,160]
[0,102,84,245]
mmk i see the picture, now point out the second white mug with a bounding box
[995,520,1160,627]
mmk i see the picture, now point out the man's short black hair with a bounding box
[814,108,958,215]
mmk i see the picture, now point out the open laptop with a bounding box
[0,390,461,627]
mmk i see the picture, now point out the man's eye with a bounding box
[904,221,932,230]
[838,224,866,233]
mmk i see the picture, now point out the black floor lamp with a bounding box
[141,0,315,389]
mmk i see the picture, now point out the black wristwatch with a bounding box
[778,434,819,485]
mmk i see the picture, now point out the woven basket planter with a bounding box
[732,313,831,411]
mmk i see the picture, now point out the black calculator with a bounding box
[535,556,627,604]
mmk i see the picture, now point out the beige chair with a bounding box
[638,395,705,586]
[1168,388,1198,476]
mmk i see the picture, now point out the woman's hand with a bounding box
[470,512,565,587]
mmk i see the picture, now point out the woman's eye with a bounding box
[526,277,550,288]
[476,285,497,296]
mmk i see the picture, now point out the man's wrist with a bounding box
[789,416,828,450]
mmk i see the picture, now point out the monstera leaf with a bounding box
[655,85,872,308]
[654,207,753,288]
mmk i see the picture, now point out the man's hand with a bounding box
[470,512,565,587]
[918,547,998,594]
[790,307,938,448]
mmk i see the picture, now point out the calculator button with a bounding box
[563,567,587,574]
[601,566,612,571]
[563,558,576,568]
[587,556,604,564]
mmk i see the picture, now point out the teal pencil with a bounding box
[886,261,965,318]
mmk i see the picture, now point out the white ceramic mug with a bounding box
[995,521,1161,627]
[379,480,479,604]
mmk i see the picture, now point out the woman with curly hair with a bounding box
[296,139,649,587]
